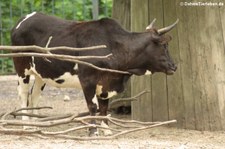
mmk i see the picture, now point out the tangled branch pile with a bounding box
[0,107,176,140]
[0,91,176,140]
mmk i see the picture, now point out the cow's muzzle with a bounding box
[166,64,177,75]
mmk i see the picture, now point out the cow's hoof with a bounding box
[102,129,113,136]
[89,129,99,137]
[100,121,113,136]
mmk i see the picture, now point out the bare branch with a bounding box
[45,36,53,48]
[110,90,151,106]
[0,52,112,60]
[14,107,53,113]
[0,45,107,53]
[0,48,130,74]
[10,112,48,118]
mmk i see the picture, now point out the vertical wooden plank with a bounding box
[201,6,224,130]
[163,0,184,128]
[131,76,142,121]
[132,76,152,121]
[186,5,209,131]
[176,0,196,130]
[149,0,168,121]
[130,0,149,32]
[219,2,225,130]
[112,0,131,30]
[130,0,152,121]
[111,0,131,109]
[194,3,224,130]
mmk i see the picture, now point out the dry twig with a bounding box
[0,106,176,140]
[110,90,151,106]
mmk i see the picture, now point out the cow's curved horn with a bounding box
[146,18,156,30]
[157,19,179,35]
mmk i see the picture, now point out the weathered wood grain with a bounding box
[130,0,152,121]
[163,0,184,128]
[122,0,225,130]
[148,0,169,122]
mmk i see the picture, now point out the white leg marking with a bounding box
[18,76,30,121]
[16,12,37,29]
[30,76,45,116]
[90,94,100,136]
[73,64,78,71]
[107,91,117,99]
[101,121,113,136]
[96,84,117,99]
[92,95,99,108]
[96,84,103,96]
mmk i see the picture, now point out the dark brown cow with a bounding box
[11,12,178,136]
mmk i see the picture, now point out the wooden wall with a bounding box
[129,0,225,131]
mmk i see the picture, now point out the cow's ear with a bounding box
[159,35,172,44]
[127,69,146,76]
[152,34,172,45]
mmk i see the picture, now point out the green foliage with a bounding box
[0,0,112,74]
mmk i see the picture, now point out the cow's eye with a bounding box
[164,44,168,49]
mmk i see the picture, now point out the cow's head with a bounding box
[128,19,178,76]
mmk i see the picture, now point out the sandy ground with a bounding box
[0,75,225,149]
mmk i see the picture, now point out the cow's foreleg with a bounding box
[18,75,30,122]
[98,98,113,136]
[30,76,45,118]
[82,85,99,136]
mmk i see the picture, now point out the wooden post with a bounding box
[110,0,131,109]
[130,0,152,121]
[112,0,131,30]
[130,0,225,130]
[163,0,184,128]
[148,0,168,122]
[219,3,225,130]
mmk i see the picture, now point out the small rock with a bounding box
[63,95,71,101]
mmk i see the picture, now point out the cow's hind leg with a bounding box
[30,76,45,118]
[17,75,31,123]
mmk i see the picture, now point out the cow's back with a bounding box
[11,12,74,47]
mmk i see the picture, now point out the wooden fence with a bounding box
[114,0,225,131]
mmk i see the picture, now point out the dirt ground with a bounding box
[0,75,225,149]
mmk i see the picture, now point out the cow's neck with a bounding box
[111,32,151,73]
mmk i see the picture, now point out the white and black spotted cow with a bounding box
[11,12,178,136]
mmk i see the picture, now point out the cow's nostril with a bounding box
[173,65,177,70]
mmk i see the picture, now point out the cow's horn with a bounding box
[157,19,179,35]
[146,18,156,30]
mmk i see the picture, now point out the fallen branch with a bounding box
[0,119,176,140]
[0,106,177,140]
